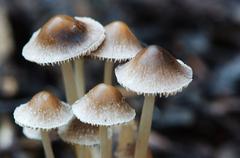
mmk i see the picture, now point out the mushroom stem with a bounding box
[61,62,78,104]
[41,131,55,158]
[103,61,113,158]
[104,61,114,84]
[74,58,85,97]
[61,62,85,158]
[118,120,135,150]
[100,126,111,158]
[134,95,155,158]
[75,145,86,158]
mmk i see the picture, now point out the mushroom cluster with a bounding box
[13,14,193,158]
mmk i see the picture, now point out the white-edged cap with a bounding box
[91,21,142,62]
[22,15,105,65]
[58,118,99,146]
[115,45,193,97]
[22,127,58,141]
[14,91,73,131]
[72,83,136,126]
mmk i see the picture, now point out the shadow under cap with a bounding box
[38,15,86,47]
[58,118,100,146]
[91,21,142,61]
[115,45,193,96]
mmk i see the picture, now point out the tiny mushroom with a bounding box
[115,45,193,158]
[58,118,100,158]
[13,91,73,158]
[72,83,136,158]
[91,21,142,84]
[22,15,105,103]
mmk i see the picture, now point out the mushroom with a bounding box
[22,15,105,157]
[58,117,99,157]
[22,14,105,103]
[72,83,136,158]
[91,21,141,156]
[115,45,193,158]
[91,21,142,84]
[13,91,73,158]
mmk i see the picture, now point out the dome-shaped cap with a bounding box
[58,118,99,146]
[91,21,142,62]
[22,15,105,65]
[14,91,73,130]
[115,45,193,96]
[72,83,135,126]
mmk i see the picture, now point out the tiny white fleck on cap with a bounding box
[72,83,136,126]
[115,45,193,97]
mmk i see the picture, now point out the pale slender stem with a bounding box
[41,131,54,158]
[134,96,155,158]
[85,147,92,158]
[60,62,78,104]
[75,145,86,158]
[100,126,111,158]
[103,61,114,84]
[61,62,85,158]
[74,58,85,97]
[73,58,88,157]
[118,120,136,150]
[91,146,100,158]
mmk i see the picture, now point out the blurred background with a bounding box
[0,0,240,158]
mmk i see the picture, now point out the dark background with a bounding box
[0,0,240,158]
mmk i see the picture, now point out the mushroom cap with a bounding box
[91,21,142,62]
[22,127,58,141]
[22,127,42,140]
[14,91,73,130]
[115,45,193,96]
[22,15,105,65]
[58,118,100,146]
[72,83,136,126]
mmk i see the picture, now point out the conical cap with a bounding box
[72,83,135,126]
[115,45,193,96]
[14,91,73,130]
[22,15,105,65]
[91,21,142,62]
[58,118,99,146]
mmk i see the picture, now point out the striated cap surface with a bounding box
[22,15,105,65]
[91,21,142,62]
[58,118,99,146]
[115,45,193,96]
[14,91,73,130]
[72,84,135,126]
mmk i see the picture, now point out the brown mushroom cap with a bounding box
[91,21,142,62]
[72,83,136,126]
[14,91,73,130]
[58,118,100,146]
[115,45,193,96]
[37,15,86,47]
[22,15,105,65]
